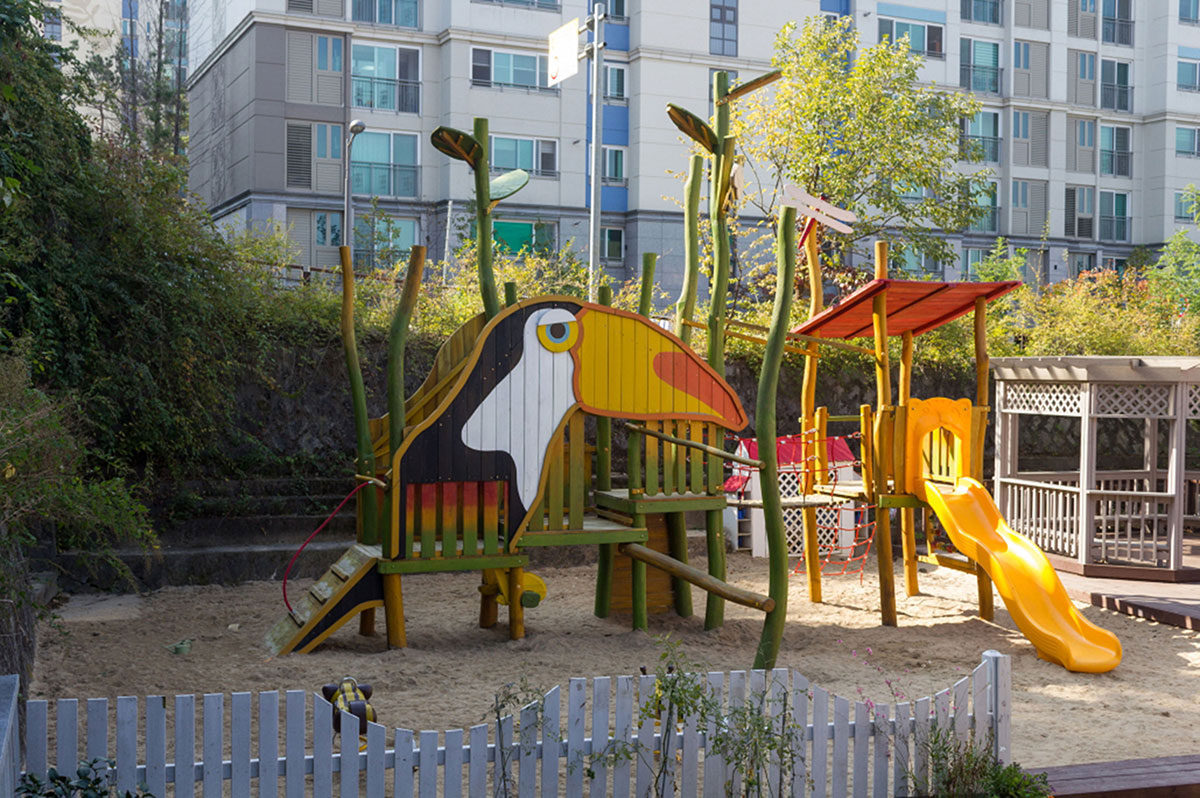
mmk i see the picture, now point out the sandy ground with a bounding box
[32,552,1200,769]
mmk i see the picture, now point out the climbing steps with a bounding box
[265,543,384,656]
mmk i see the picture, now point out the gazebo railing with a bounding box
[1090,487,1173,565]
[999,477,1080,558]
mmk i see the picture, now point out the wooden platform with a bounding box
[1056,534,1200,631]
[1033,755,1200,797]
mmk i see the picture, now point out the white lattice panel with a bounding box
[1093,383,1172,418]
[1002,382,1082,416]
[1189,384,1200,419]
[779,470,840,555]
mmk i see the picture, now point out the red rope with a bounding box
[283,480,374,613]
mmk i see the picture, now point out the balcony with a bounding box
[959,64,1003,95]
[350,163,419,198]
[1102,17,1134,45]
[1101,83,1133,112]
[960,0,1001,24]
[961,134,1001,163]
[351,77,420,114]
[472,0,560,9]
[1100,149,1132,177]
[1099,215,1130,242]
[968,205,1000,233]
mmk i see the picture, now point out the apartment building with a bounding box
[186,0,1200,290]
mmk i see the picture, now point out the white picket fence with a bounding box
[8,651,1010,798]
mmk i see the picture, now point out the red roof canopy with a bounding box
[791,279,1021,340]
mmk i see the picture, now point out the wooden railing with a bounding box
[626,420,726,498]
[999,478,1082,558]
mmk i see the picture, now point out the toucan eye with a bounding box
[537,319,579,352]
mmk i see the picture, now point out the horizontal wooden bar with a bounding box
[622,422,762,468]
[618,543,775,612]
[517,528,649,547]
[377,554,527,574]
[917,553,976,572]
[725,319,876,356]
[595,488,727,515]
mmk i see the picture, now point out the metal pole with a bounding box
[586,2,605,302]
[443,199,454,279]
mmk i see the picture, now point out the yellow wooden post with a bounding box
[383,573,406,648]
[801,221,825,603]
[872,241,898,627]
[508,567,526,639]
[973,296,995,621]
[899,331,919,597]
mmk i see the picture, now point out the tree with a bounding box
[734,17,991,283]
[1146,184,1200,311]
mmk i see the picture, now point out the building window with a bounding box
[895,248,940,277]
[286,122,342,192]
[1100,59,1131,111]
[1013,41,1029,70]
[604,64,626,99]
[602,146,625,182]
[315,211,342,248]
[1184,0,1200,23]
[1101,0,1133,45]
[493,220,557,253]
[1070,253,1095,275]
[602,227,624,261]
[1179,58,1200,92]
[1065,186,1095,238]
[1013,110,1029,142]
[1099,190,1129,242]
[962,111,1000,162]
[354,217,418,269]
[351,0,418,26]
[961,0,1001,24]
[879,18,944,59]
[968,181,999,233]
[961,247,988,279]
[351,131,419,198]
[352,46,420,113]
[1102,256,1127,273]
[710,0,737,57]
[1176,192,1197,222]
[1080,0,1095,11]
[608,0,626,20]
[1177,126,1200,157]
[491,136,558,177]
[1011,180,1029,211]
[960,38,1000,94]
[43,0,62,40]
[1078,52,1095,80]
[472,48,552,91]
[1099,125,1131,176]
[1077,119,1095,147]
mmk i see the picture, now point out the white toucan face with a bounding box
[461,308,581,509]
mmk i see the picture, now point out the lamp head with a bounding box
[349,119,366,136]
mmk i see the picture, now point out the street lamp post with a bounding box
[344,119,367,255]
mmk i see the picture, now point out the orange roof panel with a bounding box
[791,279,1022,340]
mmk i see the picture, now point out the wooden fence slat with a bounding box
[231,693,251,798]
[702,673,723,798]
[419,731,438,798]
[934,688,950,733]
[587,679,606,798]
[24,700,46,779]
[914,697,931,793]
[872,703,889,798]
[444,728,463,798]
[365,721,385,798]
[543,685,561,798]
[312,695,332,798]
[971,662,987,743]
[284,691,305,798]
[85,698,107,769]
[953,677,969,743]
[519,703,538,798]
[987,650,1011,764]
[259,691,279,798]
[660,687,676,798]
[176,694,196,798]
[55,699,77,776]
[832,695,849,797]
[340,709,359,798]
[791,672,808,798]
[681,712,699,798]
[635,674,655,798]
[612,676,633,798]
[146,697,167,798]
[767,669,786,798]
[394,729,415,798]
[468,725,487,798]
[853,701,869,798]
[566,678,586,798]
[495,715,513,798]
[203,694,223,798]
[811,686,828,798]
[893,702,910,798]
[727,671,745,795]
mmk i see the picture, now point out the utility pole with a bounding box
[584,4,605,302]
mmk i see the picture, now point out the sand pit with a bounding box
[32,552,1200,769]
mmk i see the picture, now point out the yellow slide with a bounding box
[922,478,1122,673]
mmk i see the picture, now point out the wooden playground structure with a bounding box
[267,69,1124,673]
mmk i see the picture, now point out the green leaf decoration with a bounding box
[666,104,717,154]
[431,127,482,170]
[488,169,530,203]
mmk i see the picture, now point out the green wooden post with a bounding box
[705,70,733,380]
[752,206,798,671]
[675,154,704,345]
[665,512,693,617]
[473,117,499,319]
[339,245,378,545]
[638,252,657,316]
[504,281,518,307]
[631,513,648,631]
[383,246,425,559]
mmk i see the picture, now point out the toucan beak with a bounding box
[571,305,748,430]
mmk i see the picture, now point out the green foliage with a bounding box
[17,759,152,798]
[911,726,1050,798]
[735,16,990,279]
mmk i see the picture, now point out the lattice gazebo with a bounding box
[991,356,1200,579]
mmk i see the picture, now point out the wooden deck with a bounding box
[1056,532,1200,631]
[1033,755,1200,797]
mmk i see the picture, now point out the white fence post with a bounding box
[8,651,1013,798]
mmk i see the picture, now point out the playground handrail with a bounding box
[622,421,763,469]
